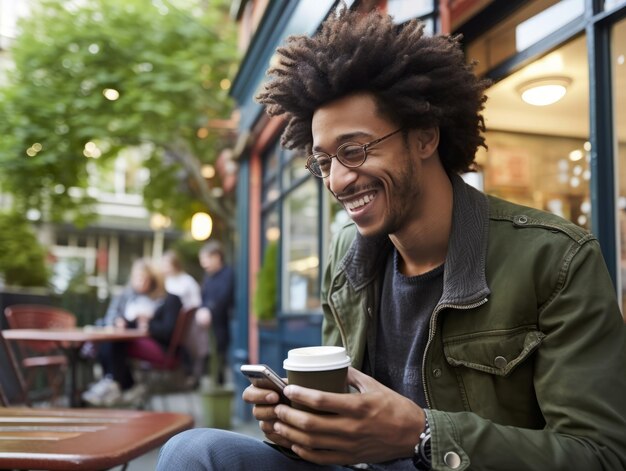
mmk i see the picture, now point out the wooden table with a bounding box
[3,327,148,407]
[0,406,192,470]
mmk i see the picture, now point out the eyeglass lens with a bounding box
[310,144,365,177]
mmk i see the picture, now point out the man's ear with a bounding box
[415,127,439,158]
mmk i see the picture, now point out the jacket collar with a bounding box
[339,174,490,305]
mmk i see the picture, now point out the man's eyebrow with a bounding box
[312,131,372,152]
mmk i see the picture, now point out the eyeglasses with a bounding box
[305,128,403,178]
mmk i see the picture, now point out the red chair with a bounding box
[134,306,197,409]
[4,304,77,403]
[0,328,30,407]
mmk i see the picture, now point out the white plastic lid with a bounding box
[283,346,351,372]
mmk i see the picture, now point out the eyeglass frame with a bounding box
[305,128,404,178]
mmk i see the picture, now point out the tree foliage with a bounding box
[0,0,238,227]
[0,212,49,287]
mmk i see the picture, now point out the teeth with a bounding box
[346,193,374,210]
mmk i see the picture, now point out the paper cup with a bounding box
[283,346,351,412]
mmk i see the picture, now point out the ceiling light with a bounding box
[517,77,571,106]
[568,149,583,161]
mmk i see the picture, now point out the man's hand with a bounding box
[242,377,295,450]
[272,367,426,465]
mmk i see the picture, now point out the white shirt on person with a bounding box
[165,272,201,310]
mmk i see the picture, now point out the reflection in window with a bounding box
[263,146,280,182]
[605,0,626,10]
[256,208,280,321]
[283,178,320,313]
[482,34,590,228]
[262,147,280,206]
[283,151,309,188]
[612,18,626,312]
[262,209,280,248]
[263,178,280,206]
[515,0,583,52]
[480,131,591,228]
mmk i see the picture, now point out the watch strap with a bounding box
[412,414,432,470]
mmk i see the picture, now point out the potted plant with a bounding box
[253,240,278,324]
[199,329,234,429]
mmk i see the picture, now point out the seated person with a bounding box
[160,250,203,387]
[82,258,182,406]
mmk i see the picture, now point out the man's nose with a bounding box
[327,159,358,193]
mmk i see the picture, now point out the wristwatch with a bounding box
[412,414,432,470]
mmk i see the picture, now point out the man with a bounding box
[157,6,626,470]
[196,240,235,385]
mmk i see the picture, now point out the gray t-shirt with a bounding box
[367,250,443,469]
[376,249,443,405]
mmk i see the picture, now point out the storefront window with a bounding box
[481,35,590,227]
[387,0,433,23]
[387,0,435,33]
[255,206,280,320]
[467,0,584,76]
[282,178,320,313]
[480,132,591,227]
[283,151,309,187]
[263,145,280,180]
[612,18,626,309]
[262,147,280,206]
[605,0,626,11]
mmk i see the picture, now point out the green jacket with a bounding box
[321,175,626,470]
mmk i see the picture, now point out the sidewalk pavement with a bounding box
[122,388,263,470]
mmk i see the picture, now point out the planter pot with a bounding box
[200,387,235,429]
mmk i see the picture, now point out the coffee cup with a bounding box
[283,346,351,412]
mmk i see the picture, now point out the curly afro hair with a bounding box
[256,5,490,174]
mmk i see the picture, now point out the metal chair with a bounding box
[4,304,77,403]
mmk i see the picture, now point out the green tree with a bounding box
[0,212,49,287]
[0,0,238,227]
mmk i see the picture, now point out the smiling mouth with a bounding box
[345,191,377,211]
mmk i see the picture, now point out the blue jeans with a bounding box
[156,428,351,470]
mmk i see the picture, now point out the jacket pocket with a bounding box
[444,328,544,376]
[441,328,545,426]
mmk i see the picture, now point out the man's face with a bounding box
[199,252,221,274]
[311,93,423,238]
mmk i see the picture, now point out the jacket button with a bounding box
[517,215,529,224]
[444,451,461,468]
[432,368,442,378]
[494,356,508,369]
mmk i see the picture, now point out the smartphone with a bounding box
[240,364,288,402]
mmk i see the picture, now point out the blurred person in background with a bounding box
[161,250,202,310]
[196,241,234,386]
[82,258,182,406]
[160,249,202,387]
